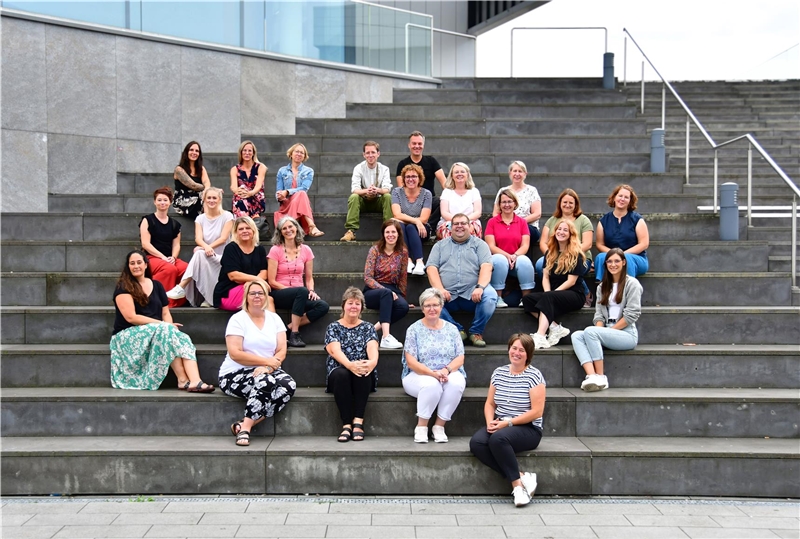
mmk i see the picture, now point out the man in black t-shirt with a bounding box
[395,130,447,229]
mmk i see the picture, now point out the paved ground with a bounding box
[1,496,798,538]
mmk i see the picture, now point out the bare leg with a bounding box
[177,277,191,289]
[536,312,550,336]
[593,359,605,375]
[416,417,429,427]
[170,358,189,388]
[240,416,265,433]
[582,363,598,376]
[380,322,391,338]
[179,358,211,387]
[433,417,447,427]
[289,314,311,333]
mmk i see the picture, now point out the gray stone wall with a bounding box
[1,16,435,212]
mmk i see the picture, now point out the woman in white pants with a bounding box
[571,248,642,391]
[402,288,466,443]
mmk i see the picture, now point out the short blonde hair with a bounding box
[286,143,309,161]
[444,162,475,190]
[341,286,365,311]
[241,279,270,312]
[232,216,259,246]
[508,160,527,174]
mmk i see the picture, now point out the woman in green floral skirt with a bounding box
[110,250,214,392]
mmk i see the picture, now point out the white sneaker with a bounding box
[412,260,426,275]
[597,375,609,390]
[408,260,415,274]
[431,425,448,443]
[166,285,185,300]
[496,296,508,308]
[512,485,531,507]
[520,472,538,497]
[580,374,603,392]
[380,334,403,349]
[200,301,212,308]
[546,323,570,346]
[531,333,550,350]
[414,426,428,443]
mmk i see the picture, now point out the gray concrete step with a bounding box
[2,343,797,390]
[3,306,798,346]
[391,88,630,105]
[3,435,794,496]
[345,103,639,120]
[441,78,608,90]
[2,386,796,439]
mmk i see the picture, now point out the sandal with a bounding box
[187,381,215,393]
[308,226,325,237]
[230,421,242,437]
[178,381,190,391]
[236,430,250,446]
[352,423,365,442]
[338,426,353,443]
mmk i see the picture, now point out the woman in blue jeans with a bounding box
[594,184,649,281]
[571,248,643,392]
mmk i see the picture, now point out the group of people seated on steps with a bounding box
[110,133,647,507]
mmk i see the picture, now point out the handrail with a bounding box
[352,0,433,21]
[510,27,607,78]
[623,28,799,288]
[405,23,476,77]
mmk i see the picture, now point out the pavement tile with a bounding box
[284,513,365,525]
[328,503,411,514]
[626,515,720,528]
[81,502,169,514]
[1,527,63,539]
[711,516,800,529]
[773,530,800,539]
[542,514,632,526]
[200,513,288,525]
[456,514,544,526]
[2,514,35,526]
[503,525,598,538]
[113,513,204,525]
[53,525,151,538]
[245,502,329,514]
[163,502,248,514]
[736,505,800,518]
[415,525,508,538]
[27,514,117,526]
[235,524,326,537]
[144,524,238,537]
[325,525,416,538]
[372,514,457,526]
[656,504,748,517]
[411,503,494,515]
[492,503,578,515]
[573,503,661,515]
[2,504,85,515]
[681,528,780,538]
[592,526,689,538]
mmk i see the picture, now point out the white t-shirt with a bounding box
[219,310,287,376]
[440,187,482,222]
[608,283,622,321]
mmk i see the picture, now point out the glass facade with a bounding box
[3,0,433,76]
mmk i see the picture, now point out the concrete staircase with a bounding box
[2,78,798,498]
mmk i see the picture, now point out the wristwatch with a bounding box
[507,419,514,428]
[475,284,485,290]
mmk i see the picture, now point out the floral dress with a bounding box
[324,320,379,390]
[232,162,266,217]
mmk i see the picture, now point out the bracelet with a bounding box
[309,289,316,293]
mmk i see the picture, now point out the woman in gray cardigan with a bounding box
[571,248,642,391]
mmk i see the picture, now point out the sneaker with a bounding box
[414,426,428,443]
[518,300,524,307]
[431,425,448,443]
[597,375,609,390]
[412,260,426,275]
[580,374,603,392]
[520,472,538,497]
[546,323,570,346]
[584,291,594,308]
[380,334,403,349]
[458,330,468,342]
[532,333,550,350]
[200,301,212,308]
[287,331,306,348]
[469,333,486,347]
[407,260,415,274]
[496,296,508,308]
[166,285,186,300]
[512,485,531,507]
[340,230,356,242]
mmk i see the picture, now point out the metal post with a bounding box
[685,117,690,185]
[640,62,645,113]
[713,149,719,214]
[792,195,797,288]
[623,37,627,86]
[661,84,665,130]
[747,143,753,227]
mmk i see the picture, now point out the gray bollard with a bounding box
[719,182,739,241]
[603,52,615,89]
[650,128,665,173]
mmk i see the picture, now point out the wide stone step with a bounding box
[3,343,797,390]
[3,386,796,439]
[1,435,796,496]
[345,103,639,120]
[3,306,798,345]
[391,88,630,105]
[441,77,608,90]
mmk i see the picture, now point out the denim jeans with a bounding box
[571,324,638,365]
[439,286,498,335]
[594,252,648,281]
[490,254,535,291]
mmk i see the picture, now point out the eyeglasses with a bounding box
[422,303,441,310]
[405,175,419,179]
[248,291,266,297]
[606,260,623,266]
[452,222,469,227]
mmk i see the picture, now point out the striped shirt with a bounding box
[491,364,546,429]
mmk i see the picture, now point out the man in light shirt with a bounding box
[341,141,393,242]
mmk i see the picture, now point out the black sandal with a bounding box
[236,430,250,446]
[230,421,242,437]
[338,426,353,443]
[352,423,365,442]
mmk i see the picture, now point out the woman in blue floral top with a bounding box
[324,287,379,442]
[402,287,466,444]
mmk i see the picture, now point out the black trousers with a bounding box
[270,286,329,321]
[469,424,542,482]
[327,366,376,425]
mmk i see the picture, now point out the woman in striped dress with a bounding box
[469,333,546,507]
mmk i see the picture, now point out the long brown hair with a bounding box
[553,188,583,219]
[599,248,628,306]
[178,140,203,177]
[544,219,583,275]
[376,219,406,254]
[115,250,152,307]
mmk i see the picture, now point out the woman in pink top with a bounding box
[485,189,536,309]
[267,216,330,348]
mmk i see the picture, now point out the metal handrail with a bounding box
[405,23,476,77]
[352,0,433,20]
[510,27,607,78]
[623,28,799,288]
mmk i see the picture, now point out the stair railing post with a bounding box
[792,195,797,288]
[640,61,645,113]
[713,149,719,214]
[661,84,665,130]
[747,142,753,227]
[685,117,690,185]
[623,36,627,86]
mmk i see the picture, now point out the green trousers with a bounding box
[345,193,393,230]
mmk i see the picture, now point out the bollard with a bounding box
[603,52,615,89]
[719,182,739,241]
[650,128,665,173]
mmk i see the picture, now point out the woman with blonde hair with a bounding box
[522,219,587,350]
[230,140,267,234]
[437,162,482,239]
[213,216,269,311]
[492,160,541,250]
[274,142,324,237]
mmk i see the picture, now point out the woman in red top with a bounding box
[363,220,410,349]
